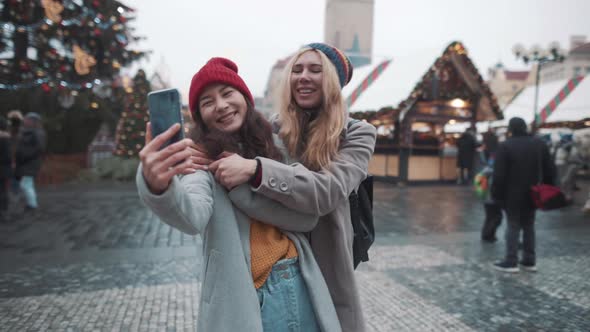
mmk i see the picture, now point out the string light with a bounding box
[114,70,150,158]
[0,1,146,91]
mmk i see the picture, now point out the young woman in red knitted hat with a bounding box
[203,44,377,332]
[137,57,341,332]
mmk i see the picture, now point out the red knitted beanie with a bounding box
[188,57,254,120]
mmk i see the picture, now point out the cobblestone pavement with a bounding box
[0,181,589,331]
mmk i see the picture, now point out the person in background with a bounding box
[456,127,478,185]
[474,152,502,243]
[7,110,23,195]
[491,117,555,273]
[15,112,46,212]
[482,127,499,162]
[0,116,11,222]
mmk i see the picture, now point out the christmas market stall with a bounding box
[493,75,589,150]
[492,78,573,128]
[357,42,502,182]
[538,75,589,128]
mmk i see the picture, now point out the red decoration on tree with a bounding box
[41,83,51,92]
[1,0,146,92]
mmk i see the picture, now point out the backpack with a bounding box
[347,119,375,269]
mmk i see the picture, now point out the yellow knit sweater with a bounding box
[250,219,298,289]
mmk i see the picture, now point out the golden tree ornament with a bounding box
[73,45,96,75]
[41,0,64,23]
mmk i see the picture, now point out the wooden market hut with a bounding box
[368,41,503,182]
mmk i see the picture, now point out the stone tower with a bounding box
[324,0,374,68]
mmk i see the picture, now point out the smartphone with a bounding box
[148,88,184,149]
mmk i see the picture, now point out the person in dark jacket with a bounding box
[7,110,23,195]
[482,128,499,162]
[491,117,555,272]
[0,116,11,222]
[456,128,478,184]
[15,112,46,211]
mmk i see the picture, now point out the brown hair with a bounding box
[190,102,283,162]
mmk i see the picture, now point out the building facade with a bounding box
[541,35,590,82]
[259,56,291,118]
[260,0,376,118]
[324,0,374,68]
[487,63,532,109]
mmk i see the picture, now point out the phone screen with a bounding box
[148,88,184,149]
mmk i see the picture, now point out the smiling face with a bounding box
[198,83,248,134]
[290,50,324,110]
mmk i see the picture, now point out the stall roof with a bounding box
[342,48,440,113]
[398,41,502,122]
[493,78,579,126]
[447,76,589,132]
[545,76,590,123]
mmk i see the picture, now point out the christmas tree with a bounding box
[0,0,146,90]
[0,0,148,154]
[114,69,150,158]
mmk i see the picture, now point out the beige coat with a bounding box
[232,119,377,332]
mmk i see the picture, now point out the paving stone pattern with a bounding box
[0,181,589,331]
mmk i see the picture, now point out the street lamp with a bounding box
[512,42,566,131]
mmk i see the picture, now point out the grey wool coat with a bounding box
[136,166,342,332]
[231,118,377,332]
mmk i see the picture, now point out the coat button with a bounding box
[268,177,277,188]
[279,182,288,192]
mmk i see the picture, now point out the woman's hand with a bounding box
[209,152,257,190]
[139,122,213,194]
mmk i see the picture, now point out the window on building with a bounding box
[574,66,582,77]
[586,67,590,74]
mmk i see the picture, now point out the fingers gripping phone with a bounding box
[148,88,184,149]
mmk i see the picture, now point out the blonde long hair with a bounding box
[276,48,347,171]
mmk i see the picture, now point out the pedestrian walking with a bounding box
[15,112,46,212]
[491,117,555,272]
[201,43,377,332]
[137,57,341,332]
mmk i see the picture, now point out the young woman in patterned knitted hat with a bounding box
[206,44,377,332]
[137,57,341,332]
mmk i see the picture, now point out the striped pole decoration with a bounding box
[346,59,392,109]
[536,75,586,125]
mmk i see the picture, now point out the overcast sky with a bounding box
[123,0,590,105]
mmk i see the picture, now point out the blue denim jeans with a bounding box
[20,176,38,209]
[256,257,320,332]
